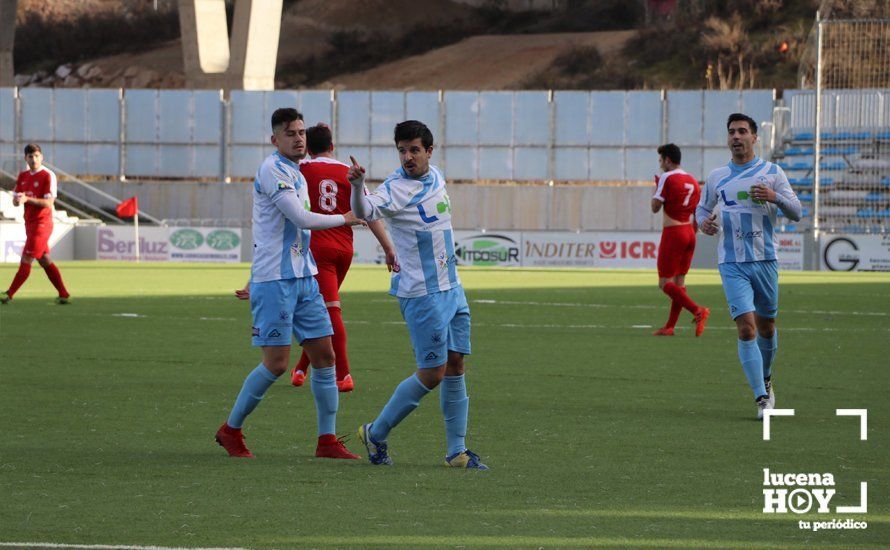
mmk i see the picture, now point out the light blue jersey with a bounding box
[251,152,317,282]
[696,157,801,264]
[362,165,460,298]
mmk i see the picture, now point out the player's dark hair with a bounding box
[23,143,41,155]
[727,113,758,134]
[394,120,433,149]
[271,108,303,132]
[657,143,681,165]
[306,124,333,155]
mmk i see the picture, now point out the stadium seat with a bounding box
[822,145,858,155]
[820,161,846,171]
[784,146,814,156]
[792,131,815,141]
[881,176,890,186]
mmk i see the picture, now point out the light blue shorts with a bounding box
[399,285,471,369]
[718,260,779,320]
[250,277,333,347]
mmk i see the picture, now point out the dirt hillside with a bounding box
[325,31,636,90]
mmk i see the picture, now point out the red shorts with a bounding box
[312,246,353,304]
[657,224,696,278]
[23,223,52,259]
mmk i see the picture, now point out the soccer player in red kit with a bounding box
[651,143,709,336]
[291,124,396,391]
[1,144,70,305]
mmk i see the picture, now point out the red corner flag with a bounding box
[116,196,138,218]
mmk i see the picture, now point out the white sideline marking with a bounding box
[762,409,795,441]
[0,544,243,550]
[836,408,868,440]
[111,313,144,318]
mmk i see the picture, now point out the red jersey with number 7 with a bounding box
[299,156,354,253]
[653,168,701,223]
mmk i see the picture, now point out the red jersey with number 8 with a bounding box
[299,157,355,253]
[652,168,700,223]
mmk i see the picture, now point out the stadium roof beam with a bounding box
[178,0,282,91]
[0,0,15,87]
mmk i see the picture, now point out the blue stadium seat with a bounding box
[822,146,857,155]
[881,176,890,186]
[784,147,813,156]
[856,209,874,218]
[878,132,890,140]
[820,161,846,170]
[798,192,813,202]
[792,131,815,141]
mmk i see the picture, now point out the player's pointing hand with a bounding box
[347,156,366,187]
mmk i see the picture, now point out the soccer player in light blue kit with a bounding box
[347,120,488,469]
[215,108,364,459]
[697,113,802,419]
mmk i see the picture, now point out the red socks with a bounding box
[43,263,70,298]
[327,306,349,381]
[663,282,700,314]
[294,306,349,381]
[665,298,683,329]
[7,263,32,298]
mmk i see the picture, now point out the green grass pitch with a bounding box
[0,262,888,548]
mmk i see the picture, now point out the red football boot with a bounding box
[694,307,711,337]
[290,368,306,387]
[215,423,254,458]
[653,326,675,336]
[336,374,354,393]
[315,434,359,459]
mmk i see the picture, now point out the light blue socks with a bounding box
[369,374,431,442]
[311,366,339,436]
[738,339,767,398]
[441,374,469,457]
[758,331,778,380]
[227,363,279,429]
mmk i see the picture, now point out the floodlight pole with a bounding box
[813,11,823,243]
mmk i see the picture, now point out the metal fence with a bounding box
[0,87,776,182]
[774,17,890,234]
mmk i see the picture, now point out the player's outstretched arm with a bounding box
[274,190,347,230]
